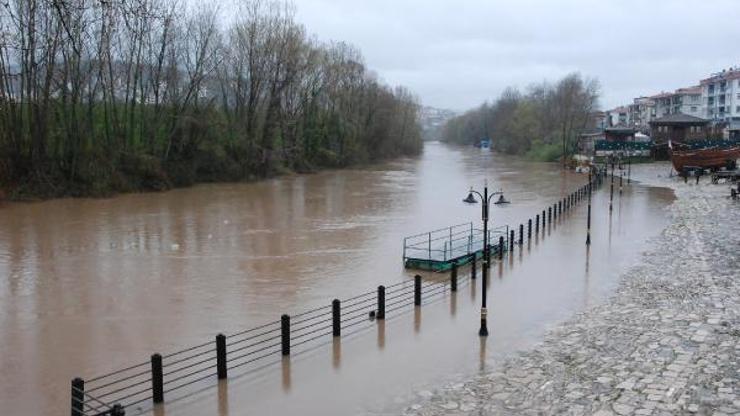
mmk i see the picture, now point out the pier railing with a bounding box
[71,170,607,416]
[403,223,509,271]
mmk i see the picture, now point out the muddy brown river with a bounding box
[0,142,674,415]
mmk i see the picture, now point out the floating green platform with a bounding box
[403,223,509,272]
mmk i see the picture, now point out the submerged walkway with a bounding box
[384,174,740,415]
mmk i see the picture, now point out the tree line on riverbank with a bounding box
[441,73,599,162]
[0,0,422,199]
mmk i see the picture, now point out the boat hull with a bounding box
[669,145,740,172]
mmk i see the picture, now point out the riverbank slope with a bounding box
[390,166,740,415]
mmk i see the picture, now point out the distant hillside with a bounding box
[418,106,457,141]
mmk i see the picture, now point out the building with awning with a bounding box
[649,113,710,144]
[649,113,711,159]
[577,126,652,159]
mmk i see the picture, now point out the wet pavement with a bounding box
[387,164,740,416]
[0,143,674,415]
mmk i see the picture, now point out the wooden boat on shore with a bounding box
[668,140,740,172]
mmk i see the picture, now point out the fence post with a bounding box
[451,263,457,292]
[151,353,164,404]
[508,230,513,251]
[586,203,592,245]
[428,232,432,261]
[216,334,227,380]
[377,286,385,320]
[414,275,422,306]
[528,219,532,239]
[610,172,614,212]
[71,378,84,416]
[281,315,290,356]
[332,299,341,337]
[111,404,125,416]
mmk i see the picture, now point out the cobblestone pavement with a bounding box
[371,172,740,416]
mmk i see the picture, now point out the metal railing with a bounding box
[403,223,509,263]
[70,172,607,416]
[70,276,478,416]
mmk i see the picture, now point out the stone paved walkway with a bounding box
[371,173,740,416]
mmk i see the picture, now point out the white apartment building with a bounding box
[701,67,740,139]
[605,106,629,127]
[628,96,656,132]
[652,87,702,119]
[701,67,740,122]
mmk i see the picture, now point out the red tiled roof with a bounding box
[700,69,740,84]
[676,86,701,95]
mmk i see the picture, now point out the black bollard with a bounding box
[610,173,614,212]
[536,214,540,233]
[151,353,164,404]
[110,404,125,416]
[620,172,623,194]
[281,314,291,355]
[471,255,477,279]
[216,334,227,379]
[414,275,422,306]
[548,207,552,223]
[332,299,341,337]
[377,286,386,320]
[509,230,514,251]
[586,203,592,246]
[71,378,84,416]
[528,219,532,239]
[498,236,504,259]
[451,263,458,292]
[519,224,523,245]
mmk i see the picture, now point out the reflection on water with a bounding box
[0,143,674,415]
[332,338,341,370]
[281,357,291,392]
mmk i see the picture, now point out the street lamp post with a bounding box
[464,182,504,337]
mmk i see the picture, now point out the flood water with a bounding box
[0,142,674,415]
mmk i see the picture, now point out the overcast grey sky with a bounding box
[287,0,740,112]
